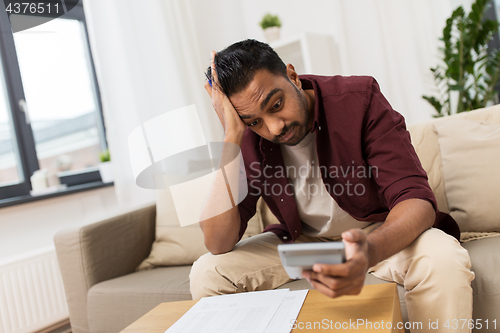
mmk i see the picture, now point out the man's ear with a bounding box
[286,64,301,89]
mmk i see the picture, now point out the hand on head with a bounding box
[205,51,247,145]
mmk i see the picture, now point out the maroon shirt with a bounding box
[237,75,460,242]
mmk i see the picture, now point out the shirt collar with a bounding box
[299,76,321,134]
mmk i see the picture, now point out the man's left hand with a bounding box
[302,229,370,298]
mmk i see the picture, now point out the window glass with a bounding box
[12,16,105,177]
[0,53,23,186]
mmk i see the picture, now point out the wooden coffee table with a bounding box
[121,283,404,333]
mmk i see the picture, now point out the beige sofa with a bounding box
[55,105,500,333]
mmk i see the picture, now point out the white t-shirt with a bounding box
[280,132,368,237]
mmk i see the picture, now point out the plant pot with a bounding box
[98,161,114,183]
[263,27,280,43]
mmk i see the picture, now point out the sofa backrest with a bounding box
[407,104,500,214]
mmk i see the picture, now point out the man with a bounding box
[190,39,474,332]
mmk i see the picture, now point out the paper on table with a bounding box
[264,290,309,333]
[165,289,307,333]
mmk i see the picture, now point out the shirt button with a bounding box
[283,236,288,240]
[270,148,273,151]
[295,230,298,233]
[280,198,283,202]
[319,126,322,131]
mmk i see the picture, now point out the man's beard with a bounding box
[273,85,310,146]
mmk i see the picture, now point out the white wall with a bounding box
[191,0,247,61]
[191,0,475,125]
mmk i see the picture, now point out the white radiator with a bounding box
[0,248,68,333]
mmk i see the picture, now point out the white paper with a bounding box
[165,289,308,333]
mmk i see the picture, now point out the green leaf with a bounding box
[99,150,111,162]
[422,95,443,115]
[259,13,281,29]
[425,0,499,114]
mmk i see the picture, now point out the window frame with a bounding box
[0,1,110,204]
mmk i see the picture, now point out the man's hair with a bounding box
[206,39,287,97]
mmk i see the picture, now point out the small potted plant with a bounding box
[260,13,281,43]
[98,149,114,183]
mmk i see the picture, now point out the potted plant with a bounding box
[423,0,500,117]
[98,149,114,183]
[260,13,282,43]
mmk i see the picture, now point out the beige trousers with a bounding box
[189,228,475,333]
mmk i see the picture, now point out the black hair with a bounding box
[205,39,287,97]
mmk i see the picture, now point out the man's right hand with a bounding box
[205,51,247,146]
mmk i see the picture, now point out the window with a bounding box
[0,1,109,203]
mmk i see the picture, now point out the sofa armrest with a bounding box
[54,204,156,333]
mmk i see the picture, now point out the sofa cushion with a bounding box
[87,266,192,333]
[434,119,500,232]
[407,121,448,213]
[407,105,500,216]
[462,236,500,323]
[137,189,264,270]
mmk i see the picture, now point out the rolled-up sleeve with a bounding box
[361,78,438,213]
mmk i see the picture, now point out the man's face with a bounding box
[229,67,313,146]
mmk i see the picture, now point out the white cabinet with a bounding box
[270,32,340,76]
